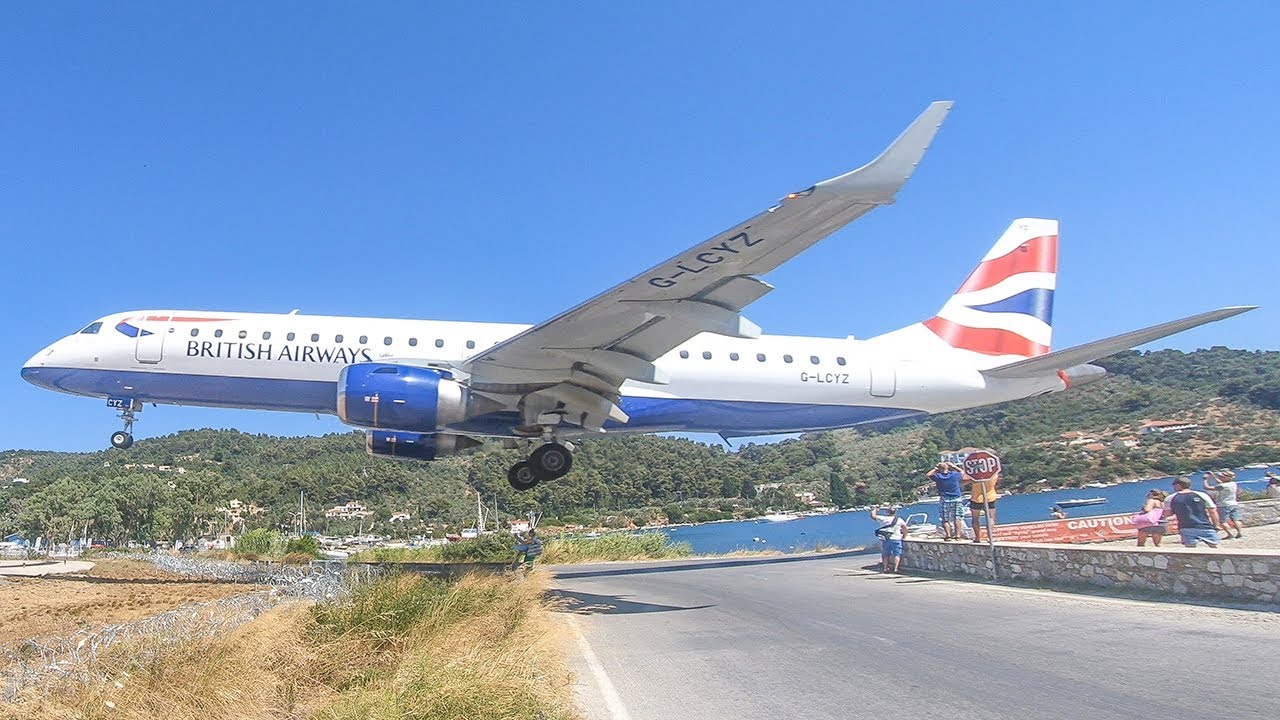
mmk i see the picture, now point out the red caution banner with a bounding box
[989,513,1179,544]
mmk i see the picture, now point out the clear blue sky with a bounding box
[3,3,1277,452]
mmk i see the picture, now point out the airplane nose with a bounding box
[21,346,55,387]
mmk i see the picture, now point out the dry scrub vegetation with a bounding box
[0,558,261,647]
[5,572,580,720]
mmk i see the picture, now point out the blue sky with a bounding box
[2,3,1277,452]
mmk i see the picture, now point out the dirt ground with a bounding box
[0,557,263,649]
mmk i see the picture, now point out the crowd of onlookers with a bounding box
[1133,469,1280,548]
[867,466,1280,570]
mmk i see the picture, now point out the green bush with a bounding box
[541,532,692,564]
[285,534,320,557]
[234,528,283,556]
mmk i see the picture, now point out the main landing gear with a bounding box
[506,441,573,491]
[109,400,141,450]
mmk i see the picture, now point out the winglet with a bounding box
[816,100,953,202]
[982,306,1257,379]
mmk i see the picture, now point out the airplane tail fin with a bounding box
[867,218,1059,368]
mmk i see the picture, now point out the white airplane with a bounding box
[22,101,1253,491]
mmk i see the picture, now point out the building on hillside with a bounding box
[325,501,374,520]
[755,482,782,494]
[389,511,412,523]
[1112,438,1140,449]
[1139,421,1200,435]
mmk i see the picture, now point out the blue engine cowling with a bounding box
[337,363,468,432]
[365,431,483,461]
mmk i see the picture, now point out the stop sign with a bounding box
[963,450,1002,480]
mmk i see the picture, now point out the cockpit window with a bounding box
[78,322,103,335]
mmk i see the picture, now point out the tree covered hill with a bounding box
[2,348,1278,544]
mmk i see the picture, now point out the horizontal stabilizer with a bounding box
[981,306,1257,379]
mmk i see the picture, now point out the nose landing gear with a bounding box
[506,441,574,491]
[107,398,141,449]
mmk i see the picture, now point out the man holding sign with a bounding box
[963,450,1001,543]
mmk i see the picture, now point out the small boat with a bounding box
[761,513,801,522]
[914,496,941,504]
[1244,463,1270,469]
[1056,497,1108,508]
[904,512,938,536]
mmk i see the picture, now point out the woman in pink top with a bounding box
[1134,490,1168,547]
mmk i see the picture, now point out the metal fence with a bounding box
[1,553,383,701]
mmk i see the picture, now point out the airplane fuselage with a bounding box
[22,310,1063,438]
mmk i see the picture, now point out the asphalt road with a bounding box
[551,551,1279,720]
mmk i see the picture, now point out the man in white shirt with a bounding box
[1202,470,1243,539]
[870,506,908,573]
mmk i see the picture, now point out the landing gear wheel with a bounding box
[110,431,134,450]
[530,442,572,480]
[507,461,540,491]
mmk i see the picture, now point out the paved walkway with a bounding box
[0,559,95,577]
[1096,520,1280,551]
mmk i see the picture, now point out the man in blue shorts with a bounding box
[870,506,908,573]
[1163,477,1222,548]
[927,461,966,540]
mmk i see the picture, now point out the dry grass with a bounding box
[0,559,261,648]
[5,572,580,720]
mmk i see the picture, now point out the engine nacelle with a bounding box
[365,431,482,461]
[337,363,468,432]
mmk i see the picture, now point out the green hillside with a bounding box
[3,348,1278,544]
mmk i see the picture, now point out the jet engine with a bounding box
[337,363,471,432]
[365,430,482,461]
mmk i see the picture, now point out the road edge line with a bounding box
[565,614,633,720]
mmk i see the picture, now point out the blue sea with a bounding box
[658,465,1280,555]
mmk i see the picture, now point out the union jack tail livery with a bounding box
[868,218,1059,368]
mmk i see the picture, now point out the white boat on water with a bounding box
[762,513,801,522]
[1243,463,1270,469]
[904,512,938,536]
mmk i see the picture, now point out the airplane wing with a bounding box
[981,306,1258,379]
[459,101,953,433]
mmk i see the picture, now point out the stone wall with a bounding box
[1240,498,1280,525]
[905,539,1280,607]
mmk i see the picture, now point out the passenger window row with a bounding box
[676,350,847,365]
[186,328,482,351]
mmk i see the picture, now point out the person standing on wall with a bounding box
[963,465,999,543]
[927,461,966,541]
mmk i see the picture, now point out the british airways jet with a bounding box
[22,102,1253,491]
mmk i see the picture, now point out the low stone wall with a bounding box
[905,539,1280,607]
[1240,498,1280,525]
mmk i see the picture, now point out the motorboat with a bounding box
[1056,497,1108,508]
[761,513,801,522]
[904,512,938,536]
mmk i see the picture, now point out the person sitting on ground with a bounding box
[1051,506,1067,520]
[1163,478,1222,549]
[1134,490,1168,547]
[927,461,966,540]
[1202,470,1243,539]
[513,529,543,572]
[870,506,908,573]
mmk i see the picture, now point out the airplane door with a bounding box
[135,325,169,364]
[870,361,896,398]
